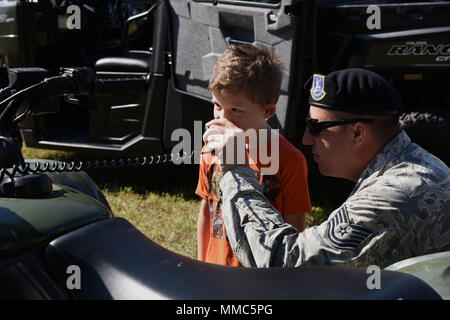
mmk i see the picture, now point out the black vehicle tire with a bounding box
[399,109,450,166]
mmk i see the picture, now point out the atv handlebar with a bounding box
[0,67,149,126]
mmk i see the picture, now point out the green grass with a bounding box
[103,185,199,259]
[21,146,333,260]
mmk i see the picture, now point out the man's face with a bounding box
[302,106,355,178]
[211,89,271,132]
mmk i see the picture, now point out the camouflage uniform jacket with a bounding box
[219,131,450,268]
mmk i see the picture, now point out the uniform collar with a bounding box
[351,130,411,195]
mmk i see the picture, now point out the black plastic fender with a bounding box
[45,218,442,300]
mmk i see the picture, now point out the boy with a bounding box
[195,45,311,266]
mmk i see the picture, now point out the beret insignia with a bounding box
[310,74,326,101]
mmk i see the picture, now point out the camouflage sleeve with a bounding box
[220,166,417,268]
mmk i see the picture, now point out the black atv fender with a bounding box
[45,218,442,300]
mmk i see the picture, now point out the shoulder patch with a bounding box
[326,205,372,250]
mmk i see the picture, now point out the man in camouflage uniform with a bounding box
[204,68,450,268]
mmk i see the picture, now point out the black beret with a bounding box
[307,68,404,115]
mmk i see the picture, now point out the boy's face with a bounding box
[211,89,275,132]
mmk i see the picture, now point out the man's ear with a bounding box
[353,122,368,147]
[263,104,276,119]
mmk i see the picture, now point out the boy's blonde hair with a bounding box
[208,44,282,106]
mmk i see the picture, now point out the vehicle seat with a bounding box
[95,51,152,73]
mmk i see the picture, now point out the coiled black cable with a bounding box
[0,150,202,181]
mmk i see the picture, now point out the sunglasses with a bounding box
[305,117,374,136]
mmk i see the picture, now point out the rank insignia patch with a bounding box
[326,205,372,250]
[310,74,326,101]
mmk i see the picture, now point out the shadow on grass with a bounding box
[90,164,200,200]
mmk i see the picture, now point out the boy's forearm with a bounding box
[284,213,307,232]
[197,200,210,260]
[196,216,204,260]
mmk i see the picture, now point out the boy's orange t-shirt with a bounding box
[195,133,312,266]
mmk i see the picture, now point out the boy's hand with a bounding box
[203,119,249,174]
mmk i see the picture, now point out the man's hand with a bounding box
[203,118,249,174]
